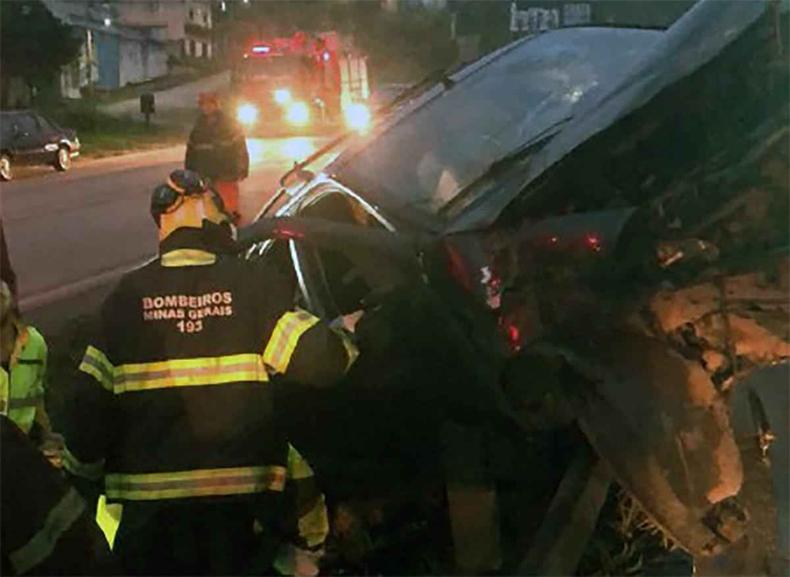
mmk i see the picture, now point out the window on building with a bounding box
[189,8,195,21]
[190,39,196,56]
[195,41,203,58]
[203,11,209,25]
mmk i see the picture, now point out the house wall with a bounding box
[115,0,187,41]
[116,0,213,59]
[117,36,168,87]
[60,31,97,99]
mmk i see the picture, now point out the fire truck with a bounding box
[230,32,371,134]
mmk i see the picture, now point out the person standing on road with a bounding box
[185,92,249,225]
[0,281,60,468]
[60,170,357,575]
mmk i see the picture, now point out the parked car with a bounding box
[241,1,788,574]
[0,110,80,181]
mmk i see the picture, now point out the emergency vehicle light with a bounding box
[252,45,271,54]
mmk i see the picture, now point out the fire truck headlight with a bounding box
[344,103,371,133]
[273,89,291,105]
[237,103,258,126]
[285,102,310,126]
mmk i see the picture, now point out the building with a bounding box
[507,0,695,35]
[113,0,214,61]
[44,0,169,95]
[382,0,448,12]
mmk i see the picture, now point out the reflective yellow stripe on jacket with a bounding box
[8,487,86,575]
[79,348,269,394]
[287,444,329,549]
[105,465,287,501]
[79,346,114,392]
[62,446,105,481]
[263,310,321,374]
[160,249,217,268]
[114,354,268,394]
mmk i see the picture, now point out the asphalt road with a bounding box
[0,136,325,329]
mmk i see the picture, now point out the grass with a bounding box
[43,99,188,158]
[78,124,186,158]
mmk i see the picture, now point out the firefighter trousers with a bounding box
[113,501,266,576]
[214,180,240,222]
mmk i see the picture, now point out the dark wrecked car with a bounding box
[241,1,789,574]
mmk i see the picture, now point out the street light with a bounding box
[103,17,111,27]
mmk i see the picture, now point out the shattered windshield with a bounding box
[334,27,661,215]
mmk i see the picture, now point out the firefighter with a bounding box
[185,92,249,224]
[0,281,56,461]
[1,415,118,576]
[61,169,357,576]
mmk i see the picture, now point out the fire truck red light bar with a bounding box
[252,46,271,54]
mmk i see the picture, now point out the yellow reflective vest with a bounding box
[0,324,47,435]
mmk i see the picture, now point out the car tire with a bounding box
[54,146,71,172]
[0,154,12,181]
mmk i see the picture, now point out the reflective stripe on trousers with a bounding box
[105,465,287,500]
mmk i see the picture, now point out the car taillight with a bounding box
[499,317,523,353]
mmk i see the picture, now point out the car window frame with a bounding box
[248,178,396,318]
[293,184,394,318]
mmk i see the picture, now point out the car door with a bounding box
[10,113,47,165]
[34,114,65,162]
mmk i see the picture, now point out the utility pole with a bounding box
[85,28,95,96]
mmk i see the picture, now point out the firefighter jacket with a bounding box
[1,416,117,576]
[62,228,357,505]
[185,111,249,181]
[0,323,49,436]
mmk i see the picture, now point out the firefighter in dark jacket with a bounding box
[61,170,357,576]
[1,415,118,576]
[185,92,249,224]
